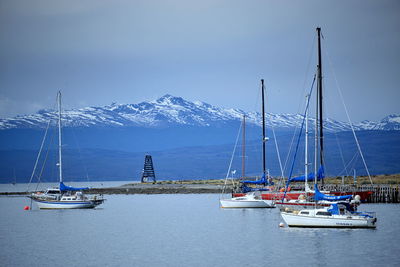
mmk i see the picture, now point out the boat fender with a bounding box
[23,206,30,210]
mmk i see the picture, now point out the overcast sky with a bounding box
[0,0,399,122]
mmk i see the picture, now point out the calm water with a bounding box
[0,193,399,267]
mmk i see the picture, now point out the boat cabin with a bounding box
[60,191,86,201]
[45,188,61,195]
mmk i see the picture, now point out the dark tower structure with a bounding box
[141,155,156,183]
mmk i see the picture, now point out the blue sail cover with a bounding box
[241,174,267,185]
[288,166,325,183]
[328,202,357,214]
[59,182,89,192]
[241,174,274,185]
[328,203,340,215]
[241,184,270,193]
[314,184,353,201]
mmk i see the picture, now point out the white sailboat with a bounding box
[219,80,275,208]
[276,94,349,211]
[281,201,377,228]
[220,192,274,208]
[280,28,376,228]
[29,91,105,209]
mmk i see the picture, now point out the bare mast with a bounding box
[57,91,63,183]
[305,94,310,193]
[241,114,246,179]
[261,79,266,179]
[317,27,324,185]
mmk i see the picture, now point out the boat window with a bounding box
[300,211,309,215]
[316,211,331,216]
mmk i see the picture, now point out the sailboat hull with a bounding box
[33,199,104,209]
[281,212,376,228]
[220,199,275,208]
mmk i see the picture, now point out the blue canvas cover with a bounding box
[288,166,325,183]
[241,184,270,193]
[241,174,274,185]
[327,203,339,215]
[59,182,89,192]
[314,184,353,201]
[241,174,267,185]
[328,202,357,214]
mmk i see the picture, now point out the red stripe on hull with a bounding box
[233,190,373,202]
[275,202,330,207]
[232,192,304,200]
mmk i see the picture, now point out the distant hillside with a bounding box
[1,130,399,183]
[0,95,399,183]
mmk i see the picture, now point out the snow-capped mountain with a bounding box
[356,114,400,131]
[0,94,398,132]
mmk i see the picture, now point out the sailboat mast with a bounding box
[305,94,309,192]
[317,27,324,184]
[314,52,319,184]
[242,114,246,179]
[57,91,63,183]
[261,79,266,177]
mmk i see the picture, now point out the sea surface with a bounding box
[0,187,399,266]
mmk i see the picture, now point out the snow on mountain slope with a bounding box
[0,94,398,132]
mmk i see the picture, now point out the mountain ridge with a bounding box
[0,94,399,132]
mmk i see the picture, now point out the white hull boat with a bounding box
[28,91,105,210]
[34,199,104,209]
[279,28,377,229]
[220,193,275,208]
[281,203,377,228]
[30,185,105,210]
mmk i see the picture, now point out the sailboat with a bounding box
[276,94,332,210]
[275,94,359,210]
[220,79,275,208]
[28,91,105,209]
[280,28,376,228]
[220,191,273,208]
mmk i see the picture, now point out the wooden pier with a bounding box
[321,184,400,203]
[280,183,400,203]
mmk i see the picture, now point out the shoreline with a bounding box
[0,183,232,196]
[87,183,229,195]
[1,183,398,203]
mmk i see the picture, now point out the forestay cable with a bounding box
[26,117,52,192]
[324,45,373,184]
[221,120,242,196]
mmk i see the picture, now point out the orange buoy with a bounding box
[24,206,30,210]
